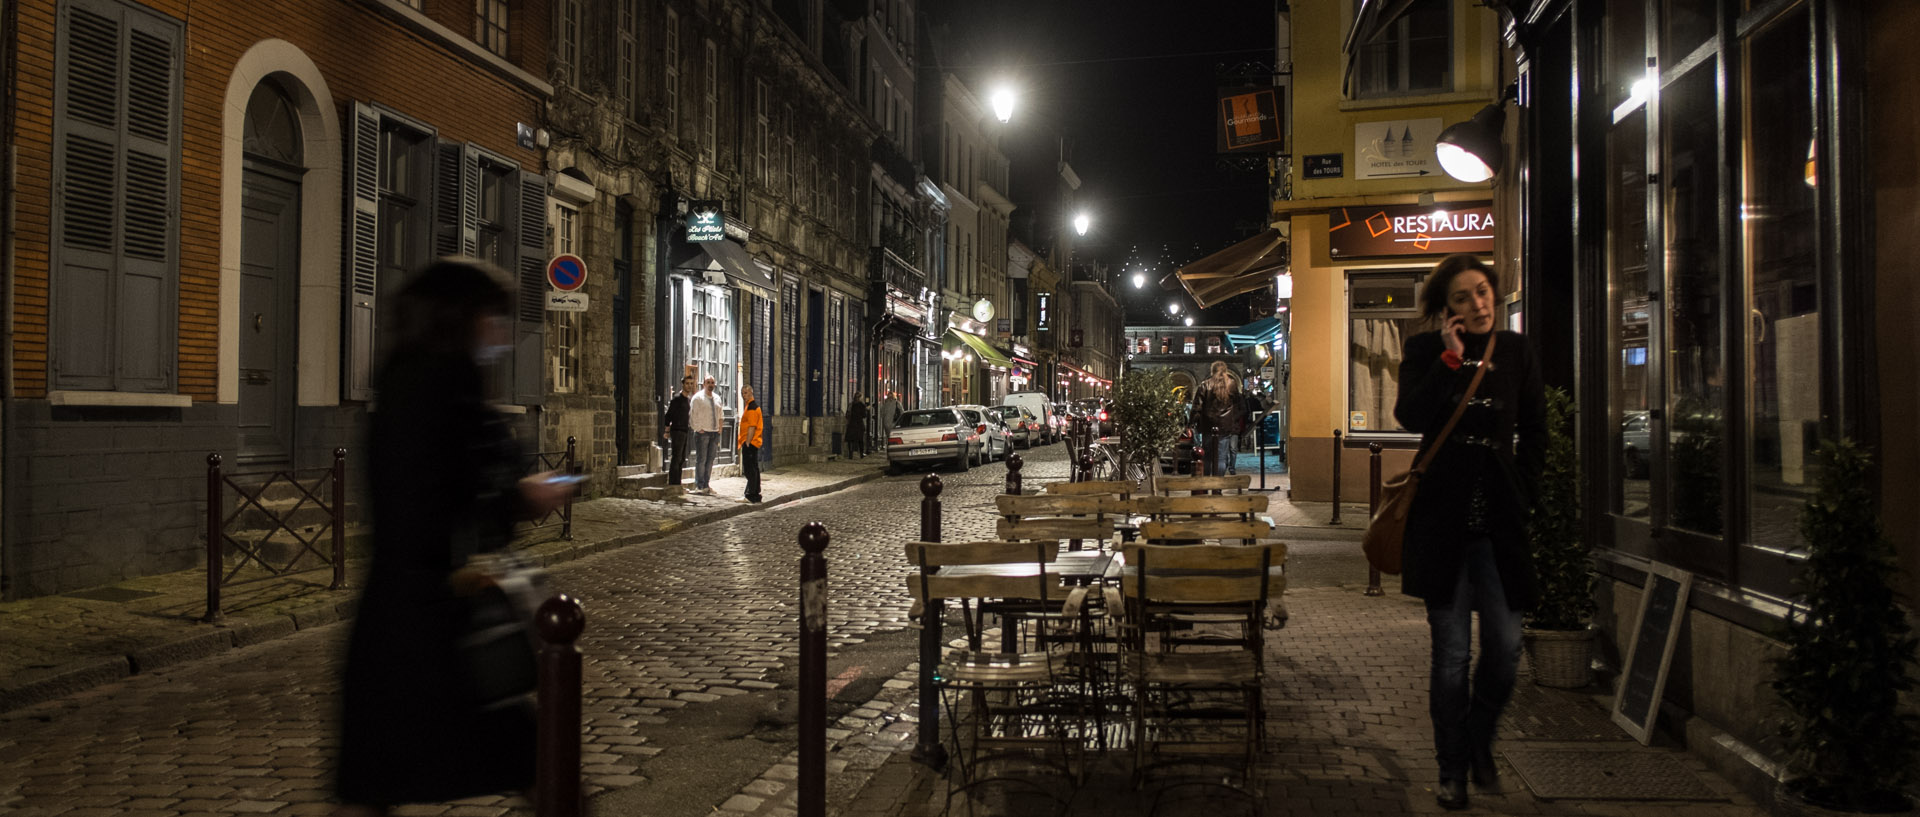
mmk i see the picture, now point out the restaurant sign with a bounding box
[1216,86,1284,154]
[1327,202,1496,258]
[685,200,726,242]
[1035,293,1051,332]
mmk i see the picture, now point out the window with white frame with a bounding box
[1347,271,1425,433]
[1350,1,1451,98]
[474,0,508,56]
[686,281,734,412]
[548,202,581,394]
[755,81,770,183]
[702,39,717,160]
[827,292,845,414]
[556,0,581,83]
[784,105,796,201]
[781,276,801,415]
[663,9,680,139]
[618,0,640,116]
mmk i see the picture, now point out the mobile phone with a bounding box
[543,473,589,486]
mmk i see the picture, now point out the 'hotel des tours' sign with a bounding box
[1327,202,1496,258]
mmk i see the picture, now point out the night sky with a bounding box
[935,0,1278,327]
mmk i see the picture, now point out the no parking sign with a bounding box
[547,254,587,291]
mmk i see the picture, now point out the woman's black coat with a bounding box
[1393,329,1548,609]
[337,348,532,805]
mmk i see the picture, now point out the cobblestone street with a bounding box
[0,447,1069,817]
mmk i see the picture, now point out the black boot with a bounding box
[1436,778,1469,810]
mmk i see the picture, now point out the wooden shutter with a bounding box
[513,171,549,405]
[433,140,480,258]
[51,0,180,391]
[344,102,380,401]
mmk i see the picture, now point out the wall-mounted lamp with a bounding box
[1435,82,1519,183]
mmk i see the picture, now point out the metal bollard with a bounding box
[1330,429,1344,524]
[330,448,347,591]
[536,594,585,817]
[797,523,830,817]
[204,453,223,623]
[1005,452,1023,495]
[562,436,577,540]
[912,475,948,769]
[1367,443,1385,597]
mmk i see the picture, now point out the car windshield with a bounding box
[899,410,957,428]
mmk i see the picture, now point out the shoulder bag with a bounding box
[1362,332,1496,575]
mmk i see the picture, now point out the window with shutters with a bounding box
[549,202,580,394]
[49,0,183,392]
[664,10,681,141]
[556,0,582,84]
[619,0,641,119]
[781,276,801,415]
[475,0,509,57]
[702,39,718,160]
[783,105,796,202]
[848,303,864,407]
[755,81,770,184]
[826,292,844,415]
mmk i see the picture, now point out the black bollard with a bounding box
[911,475,947,769]
[1006,452,1023,495]
[797,523,830,817]
[1330,429,1344,524]
[1367,444,1385,597]
[204,453,223,623]
[330,448,347,591]
[536,594,585,817]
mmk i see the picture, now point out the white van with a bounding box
[1000,392,1057,445]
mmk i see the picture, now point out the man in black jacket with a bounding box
[662,375,694,485]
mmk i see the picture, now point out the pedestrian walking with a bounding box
[877,390,902,452]
[1393,254,1547,811]
[690,374,725,494]
[1191,361,1246,476]
[663,374,693,486]
[845,394,870,458]
[336,259,574,815]
[738,385,764,503]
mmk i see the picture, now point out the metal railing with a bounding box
[203,449,347,622]
[520,436,577,540]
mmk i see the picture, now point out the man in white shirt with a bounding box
[690,375,725,494]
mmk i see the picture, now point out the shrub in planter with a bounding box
[1109,368,1187,492]
[1523,387,1594,687]
[1772,439,1918,813]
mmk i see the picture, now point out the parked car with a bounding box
[1072,398,1113,437]
[1001,392,1058,444]
[993,404,1042,448]
[955,404,1011,462]
[886,407,987,473]
[1621,410,1650,478]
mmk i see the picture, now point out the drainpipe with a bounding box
[1,0,19,597]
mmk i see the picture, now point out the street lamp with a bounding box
[1183,316,1194,327]
[1167,303,1181,316]
[990,86,1016,124]
[1073,212,1090,237]
[1132,272,1146,289]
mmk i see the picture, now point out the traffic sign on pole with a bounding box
[547,254,588,292]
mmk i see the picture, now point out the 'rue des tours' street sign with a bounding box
[1327,201,1496,258]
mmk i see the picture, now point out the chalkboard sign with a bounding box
[1611,562,1693,744]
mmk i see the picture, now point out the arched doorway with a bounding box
[237,78,303,464]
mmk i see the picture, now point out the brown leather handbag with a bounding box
[1362,332,1495,575]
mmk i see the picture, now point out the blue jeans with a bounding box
[1425,536,1523,781]
[693,431,720,489]
[1202,432,1236,476]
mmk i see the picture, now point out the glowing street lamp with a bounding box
[990,87,1016,124]
[1183,316,1194,327]
[1167,302,1181,316]
[1132,272,1145,289]
[1073,212,1090,237]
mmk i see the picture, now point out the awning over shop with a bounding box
[1227,316,1284,351]
[1344,0,1442,95]
[943,328,1014,369]
[1171,229,1288,309]
[670,237,775,296]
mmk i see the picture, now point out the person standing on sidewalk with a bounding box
[1190,361,1246,476]
[845,394,870,458]
[663,375,693,486]
[737,385,764,503]
[877,390,902,452]
[1394,254,1547,811]
[337,259,574,815]
[690,375,725,494]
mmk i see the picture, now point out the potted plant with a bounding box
[1771,439,1918,814]
[1523,386,1595,688]
[1109,367,1187,493]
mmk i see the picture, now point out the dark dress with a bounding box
[1393,329,1548,609]
[337,349,533,806]
[846,400,869,456]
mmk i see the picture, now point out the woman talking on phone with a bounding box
[1393,254,1546,811]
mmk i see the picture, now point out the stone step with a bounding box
[614,464,746,499]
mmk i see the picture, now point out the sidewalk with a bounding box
[0,455,887,713]
[762,585,1770,817]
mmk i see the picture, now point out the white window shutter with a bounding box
[344,102,381,401]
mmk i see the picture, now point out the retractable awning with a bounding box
[1227,316,1285,351]
[943,328,1014,369]
[1171,229,1288,309]
[670,238,775,296]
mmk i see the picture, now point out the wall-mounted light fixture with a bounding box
[1435,82,1519,183]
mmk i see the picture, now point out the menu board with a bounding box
[1611,563,1693,744]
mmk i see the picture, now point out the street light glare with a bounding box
[991,87,1016,123]
[1167,303,1181,315]
[1183,316,1194,326]
[1073,212,1090,236]
[1132,272,1145,289]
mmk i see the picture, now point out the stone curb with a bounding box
[0,468,885,715]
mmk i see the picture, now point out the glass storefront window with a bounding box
[1604,0,1647,111]
[1661,0,1716,67]
[1347,272,1424,434]
[1741,6,1818,553]
[1609,108,1651,522]
[1661,63,1726,537]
